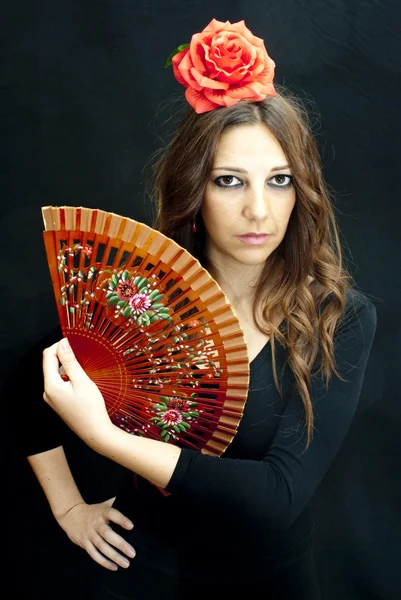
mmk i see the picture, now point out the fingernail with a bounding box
[127,548,135,558]
[121,559,130,568]
[60,338,71,352]
[126,521,134,529]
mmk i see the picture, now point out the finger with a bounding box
[42,342,64,390]
[92,533,131,569]
[56,338,87,384]
[107,507,134,531]
[84,540,119,571]
[99,524,136,559]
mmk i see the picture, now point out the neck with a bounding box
[206,256,263,309]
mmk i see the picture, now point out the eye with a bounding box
[214,175,243,188]
[269,174,293,188]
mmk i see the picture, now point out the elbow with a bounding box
[252,463,300,531]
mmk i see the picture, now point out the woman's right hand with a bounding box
[57,498,136,571]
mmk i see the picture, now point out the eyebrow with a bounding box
[211,165,291,173]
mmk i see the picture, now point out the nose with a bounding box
[242,183,270,223]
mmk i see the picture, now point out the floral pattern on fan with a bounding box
[148,394,200,442]
[104,270,172,326]
[56,242,171,327]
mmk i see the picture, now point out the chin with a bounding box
[232,251,272,267]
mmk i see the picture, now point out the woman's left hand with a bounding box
[42,338,114,449]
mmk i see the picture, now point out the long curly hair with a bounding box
[149,86,356,449]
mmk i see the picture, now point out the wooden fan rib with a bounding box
[42,206,60,231]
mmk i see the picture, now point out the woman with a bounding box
[22,19,377,600]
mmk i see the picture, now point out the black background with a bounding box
[3,1,401,598]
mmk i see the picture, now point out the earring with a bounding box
[191,219,197,233]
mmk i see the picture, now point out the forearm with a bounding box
[94,426,181,489]
[27,445,85,520]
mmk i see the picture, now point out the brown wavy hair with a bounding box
[149,86,357,449]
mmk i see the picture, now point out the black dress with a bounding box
[14,288,377,600]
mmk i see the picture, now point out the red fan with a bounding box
[42,206,250,461]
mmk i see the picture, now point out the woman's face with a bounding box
[202,123,296,272]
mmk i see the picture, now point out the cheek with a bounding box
[201,192,230,230]
[275,194,296,224]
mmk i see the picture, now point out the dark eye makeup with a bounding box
[214,174,293,190]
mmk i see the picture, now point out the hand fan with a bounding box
[42,206,250,462]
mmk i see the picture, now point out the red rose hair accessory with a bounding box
[165,18,276,114]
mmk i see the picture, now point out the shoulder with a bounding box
[330,288,377,359]
[340,288,377,329]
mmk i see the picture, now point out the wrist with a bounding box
[90,421,121,456]
[53,499,85,523]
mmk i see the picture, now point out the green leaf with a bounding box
[123,306,132,318]
[117,300,128,308]
[151,303,165,311]
[122,270,129,280]
[111,274,119,286]
[150,315,160,323]
[172,425,181,433]
[160,429,167,437]
[135,277,146,289]
[107,294,119,305]
[165,43,190,68]
[164,433,171,442]
[149,289,161,300]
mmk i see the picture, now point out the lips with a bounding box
[236,233,271,246]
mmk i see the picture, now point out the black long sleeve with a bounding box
[7,325,65,456]
[166,289,377,531]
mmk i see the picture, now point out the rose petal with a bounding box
[251,50,274,78]
[177,51,203,91]
[190,32,212,73]
[223,20,265,48]
[203,88,240,107]
[190,67,229,90]
[202,18,232,33]
[172,49,191,87]
[260,82,276,96]
[254,64,276,87]
[185,87,219,113]
[225,81,265,99]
